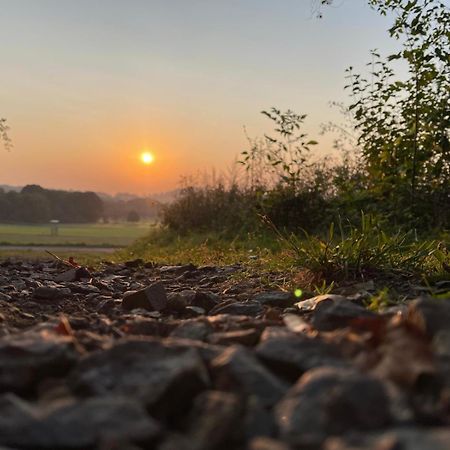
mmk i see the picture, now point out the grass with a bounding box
[0,249,113,267]
[0,222,155,247]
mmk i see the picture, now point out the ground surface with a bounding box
[0,223,154,247]
[0,257,449,449]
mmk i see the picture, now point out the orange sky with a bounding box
[0,1,398,195]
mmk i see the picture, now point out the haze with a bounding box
[0,0,399,195]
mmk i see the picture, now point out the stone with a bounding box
[256,333,346,382]
[0,329,78,394]
[249,437,292,450]
[33,286,71,301]
[275,367,391,447]
[55,267,92,283]
[186,390,243,449]
[211,345,287,407]
[170,319,213,341]
[0,293,12,302]
[209,301,263,317]
[69,338,209,413]
[295,294,348,312]
[0,394,160,449]
[253,291,295,308]
[311,297,376,331]
[122,281,168,311]
[408,297,450,337]
[208,329,260,347]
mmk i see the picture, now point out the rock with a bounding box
[166,292,188,312]
[209,301,263,317]
[69,338,209,414]
[124,258,144,268]
[211,345,287,407]
[208,329,260,347]
[249,437,292,450]
[0,394,160,449]
[122,282,168,311]
[295,294,348,312]
[55,267,92,283]
[324,428,450,450]
[408,297,450,337]
[0,329,78,393]
[253,291,295,308]
[170,319,213,341]
[186,390,243,449]
[33,286,71,301]
[190,290,220,312]
[243,396,277,441]
[122,317,167,336]
[275,367,391,447]
[311,296,376,331]
[256,333,346,382]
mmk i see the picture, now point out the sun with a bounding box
[140,151,154,165]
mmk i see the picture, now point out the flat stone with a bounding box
[311,297,376,331]
[211,345,287,407]
[253,291,295,308]
[256,334,346,382]
[408,297,450,337]
[209,301,263,317]
[0,329,78,394]
[33,286,71,301]
[209,329,260,347]
[186,390,243,449]
[69,338,209,413]
[0,394,160,449]
[275,367,391,447]
[122,282,168,311]
[170,319,213,341]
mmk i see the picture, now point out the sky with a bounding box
[0,0,403,195]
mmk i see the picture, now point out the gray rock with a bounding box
[275,367,391,447]
[33,286,71,301]
[311,297,375,331]
[256,334,346,381]
[170,319,213,341]
[69,338,209,412]
[186,390,243,450]
[0,330,78,393]
[0,394,160,449]
[209,301,263,317]
[122,281,168,311]
[211,345,287,407]
[409,297,450,337]
[209,329,260,347]
[253,291,295,308]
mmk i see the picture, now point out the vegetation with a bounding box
[0,185,103,223]
[149,0,450,286]
[0,222,153,247]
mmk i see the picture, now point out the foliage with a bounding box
[274,213,447,281]
[0,118,12,150]
[333,1,450,225]
[127,210,140,223]
[0,185,103,223]
[240,108,318,190]
[161,184,262,235]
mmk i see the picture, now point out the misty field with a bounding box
[0,222,154,247]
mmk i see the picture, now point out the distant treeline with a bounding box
[0,185,162,223]
[102,197,161,222]
[0,185,103,223]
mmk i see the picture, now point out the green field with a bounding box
[0,222,154,247]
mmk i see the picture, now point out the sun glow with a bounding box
[140,151,154,165]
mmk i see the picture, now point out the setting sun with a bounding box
[140,151,154,165]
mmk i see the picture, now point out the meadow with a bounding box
[0,222,155,247]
